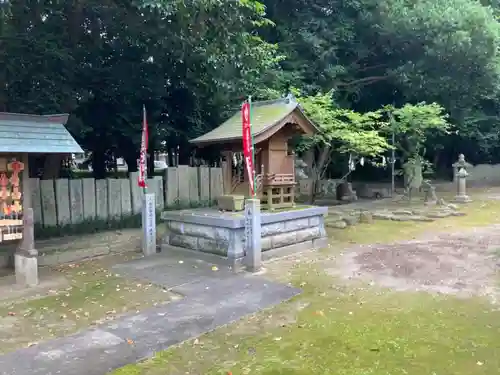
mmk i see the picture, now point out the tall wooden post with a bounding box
[221,151,232,195]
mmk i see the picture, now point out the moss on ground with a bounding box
[110,195,500,375]
[113,270,500,375]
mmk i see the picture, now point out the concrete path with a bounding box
[0,251,300,375]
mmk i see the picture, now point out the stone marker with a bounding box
[142,193,156,256]
[15,208,38,286]
[453,167,472,203]
[244,198,262,272]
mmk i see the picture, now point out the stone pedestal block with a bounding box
[15,254,38,287]
[161,206,328,265]
[453,167,472,203]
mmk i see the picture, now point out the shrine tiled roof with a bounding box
[190,94,316,145]
[0,113,83,154]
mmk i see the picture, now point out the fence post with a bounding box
[54,179,70,226]
[82,178,96,220]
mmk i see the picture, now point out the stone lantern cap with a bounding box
[452,154,472,169]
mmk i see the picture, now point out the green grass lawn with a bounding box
[111,197,500,375]
[0,253,177,354]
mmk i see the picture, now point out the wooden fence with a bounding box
[30,166,224,227]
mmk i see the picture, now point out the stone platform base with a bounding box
[160,206,328,264]
[14,253,38,287]
[453,195,472,203]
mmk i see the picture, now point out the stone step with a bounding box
[326,220,347,229]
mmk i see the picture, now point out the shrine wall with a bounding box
[30,166,223,233]
[453,163,500,186]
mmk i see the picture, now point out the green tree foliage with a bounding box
[1,0,281,176]
[263,0,500,169]
[2,0,500,176]
[298,91,390,157]
[292,91,390,200]
[368,0,500,116]
[384,103,451,161]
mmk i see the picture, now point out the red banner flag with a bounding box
[138,105,148,188]
[241,101,254,195]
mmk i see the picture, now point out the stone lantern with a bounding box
[452,154,472,203]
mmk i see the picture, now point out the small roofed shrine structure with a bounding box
[190,94,318,210]
[0,112,84,286]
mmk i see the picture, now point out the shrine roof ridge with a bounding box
[0,113,83,154]
[189,94,317,146]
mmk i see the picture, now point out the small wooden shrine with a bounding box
[190,94,318,210]
[0,112,83,286]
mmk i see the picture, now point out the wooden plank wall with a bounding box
[31,166,223,227]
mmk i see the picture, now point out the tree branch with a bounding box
[352,63,389,73]
[336,75,389,88]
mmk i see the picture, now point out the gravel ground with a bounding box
[332,225,500,303]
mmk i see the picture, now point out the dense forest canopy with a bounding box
[2,0,500,178]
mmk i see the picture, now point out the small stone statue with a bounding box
[422,180,438,205]
[294,158,309,180]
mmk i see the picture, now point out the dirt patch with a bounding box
[332,225,500,302]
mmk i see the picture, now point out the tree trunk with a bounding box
[92,149,107,180]
[41,155,63,179]
[307,145,331,204]
[147,152,154,178]
[123,150,139,173]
